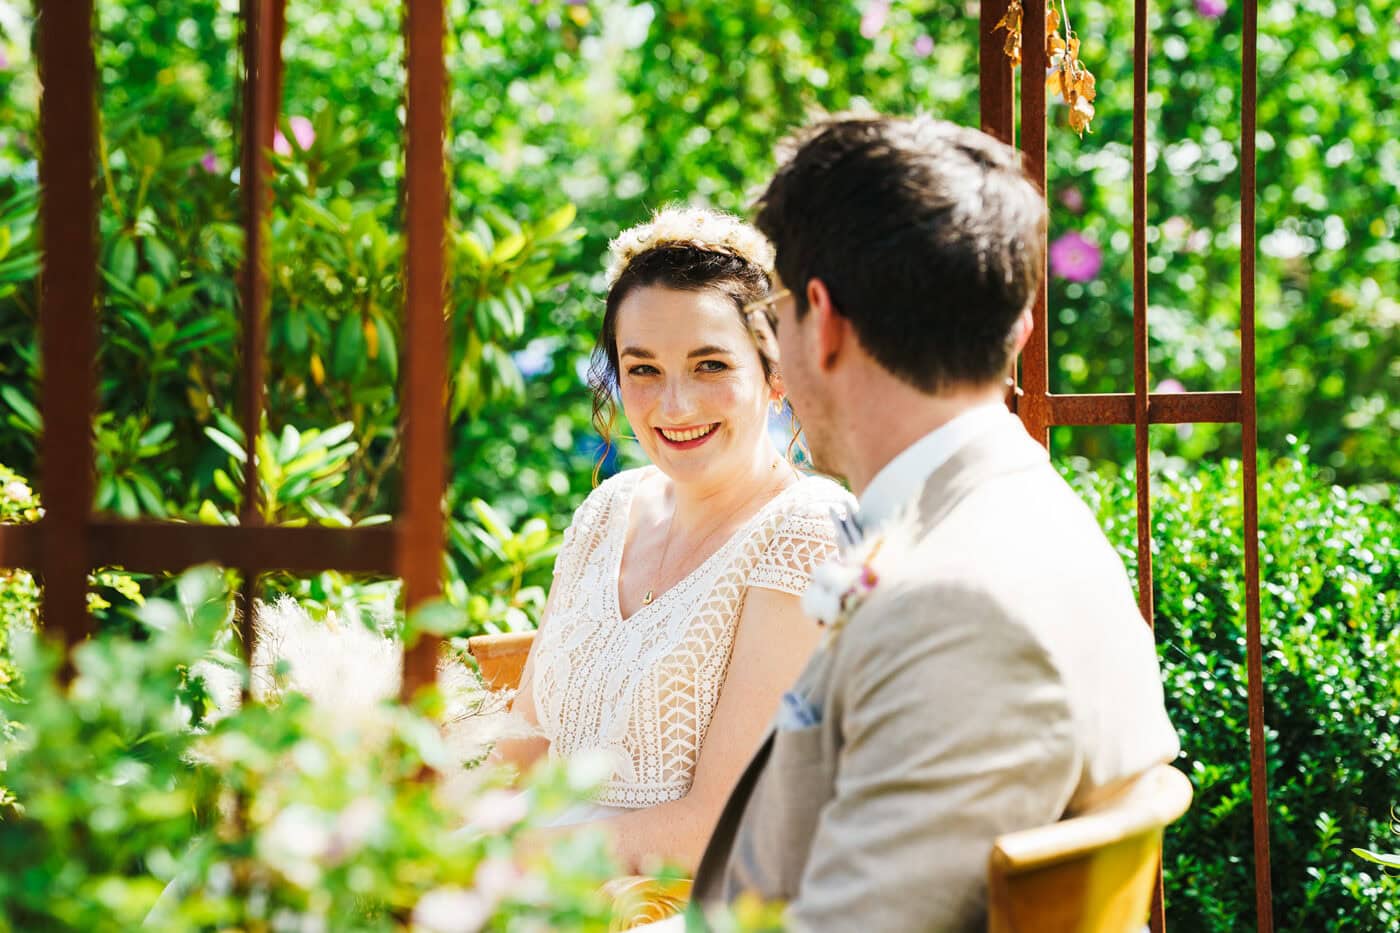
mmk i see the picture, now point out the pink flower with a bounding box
[1195,0,1226,17]
[1049,231,1103,283]
[200,151,218,174]
[1156,378,1186,394]
[0,48,9,71]
[273,115,315,156]
[1058,186,1084,213]
[860,0,889,39]
[913,35,935,58]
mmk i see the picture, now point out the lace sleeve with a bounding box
[550,474,617,579]
[746,492,847,597]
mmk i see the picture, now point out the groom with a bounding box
[676,116,1181,931]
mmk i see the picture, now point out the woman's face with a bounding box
[614,285,778,489]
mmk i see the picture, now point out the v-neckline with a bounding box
[609,467,800,625]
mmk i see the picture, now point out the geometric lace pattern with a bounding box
[530,467,852,808]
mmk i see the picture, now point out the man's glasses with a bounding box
[742,287,790,357]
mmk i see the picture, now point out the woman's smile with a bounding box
[656,422,721,449]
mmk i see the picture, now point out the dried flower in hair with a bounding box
[605,206,774,286]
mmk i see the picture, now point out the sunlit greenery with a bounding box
[0,0,1396,927]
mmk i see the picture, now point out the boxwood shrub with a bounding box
[1067,451,1399,930]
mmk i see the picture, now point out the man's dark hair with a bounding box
[753,114,1046,393]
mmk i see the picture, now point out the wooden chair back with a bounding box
[465,630,536,692]
[986,763,1193,933]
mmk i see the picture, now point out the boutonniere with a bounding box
[802,508,919,636]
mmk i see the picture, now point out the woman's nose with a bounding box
[658,379,696,421]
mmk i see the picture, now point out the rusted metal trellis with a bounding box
[979,2,1272,931]
[6,0,448,702]
[3,0,1271,928]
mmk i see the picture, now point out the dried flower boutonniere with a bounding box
[802,509,920,638]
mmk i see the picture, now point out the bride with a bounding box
[491,207,852,877]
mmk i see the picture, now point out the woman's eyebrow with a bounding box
[687,345,734,359]
[619,346,655,359]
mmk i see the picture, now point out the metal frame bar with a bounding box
[36,0,99,660]
[20,0,451,701]
[985,1,1273,929]
[397,0,449,699]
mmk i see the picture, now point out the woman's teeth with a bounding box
[659,424,717,442]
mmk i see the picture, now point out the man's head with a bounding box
[747,114,1045,478]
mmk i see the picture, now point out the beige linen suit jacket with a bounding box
[688,413,1181,932]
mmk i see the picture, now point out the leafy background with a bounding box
[0,0,1396,928]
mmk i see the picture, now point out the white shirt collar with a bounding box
[857,400,1010,531]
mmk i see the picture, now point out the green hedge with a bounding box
[1067,450,1400,929]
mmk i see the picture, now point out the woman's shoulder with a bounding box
[752,472,854,548]
[576,465,651,510]
[779,472,857,520]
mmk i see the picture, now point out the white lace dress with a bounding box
[528,466,853,824]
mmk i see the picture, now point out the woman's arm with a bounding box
[568,586,823,875]
[485,584,558,778]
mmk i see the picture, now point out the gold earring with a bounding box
[771,396,785,414]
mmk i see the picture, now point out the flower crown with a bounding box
[604,206,775,287]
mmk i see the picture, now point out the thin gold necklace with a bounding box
[641,461,791,606]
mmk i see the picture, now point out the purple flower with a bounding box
[1195,0,1226,18]
[913,35,935,58]
[1058,186,1084,213]
[1049,231,1103,283]
[274,115,315,156]
[860,0,889,39]
[200,151,218,174]
[0,48,9,71]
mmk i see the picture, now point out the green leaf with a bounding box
[109,236,137,284]
[306,421,356,452]
[145,238,178,284]
[286,311,309,354]
[134,274,161,308]
[458,231,489,267]
[138,422,173,448]
[470,498,511,540]
[295,196,345,234]
[375,314,398,382]
[278,424,301,463]
[405,599,466,641]
[535,202,577,240]
[130,135,164,169]
[0,386,41,433]
[331,315,365,380]
[197,499,227,525]
[0,226,11,263]
[211,468,239,501]
[114,479,139,518]
[131,474,168,517]
[1353,848,1400,869]
[491,232,526,264]
[204,426,248,464]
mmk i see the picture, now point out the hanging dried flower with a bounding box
[995,0,1098,137]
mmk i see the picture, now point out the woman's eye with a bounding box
[627,364,659,376]
[697,360,729,373]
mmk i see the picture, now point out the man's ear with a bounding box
[805,278,846,372]
[1009,305,1034,356]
